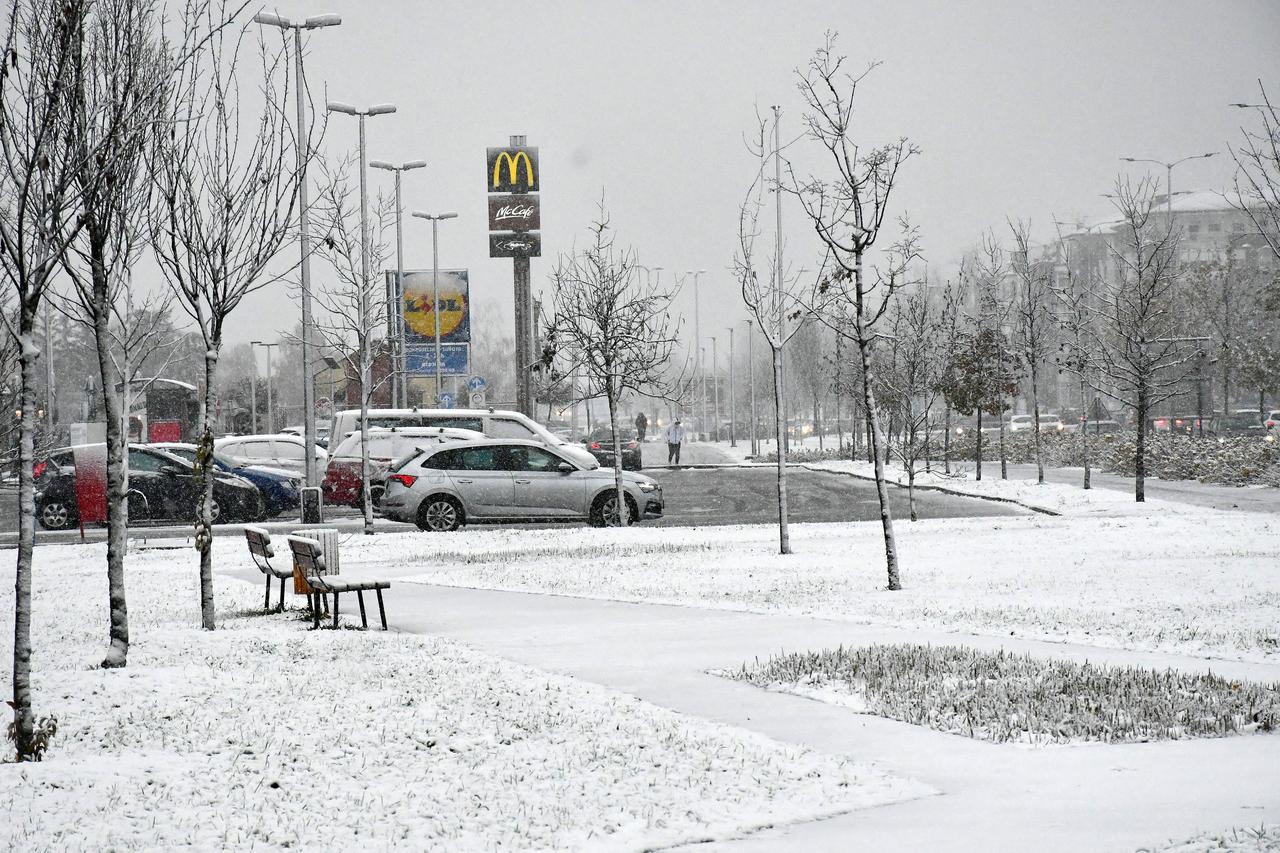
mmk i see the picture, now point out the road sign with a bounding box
[439,392,455,409]
[489,231,541,258]
[405,344,470,377]
[467,375,487,392]
[470,391,486,407]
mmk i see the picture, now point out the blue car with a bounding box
[149,442,301,517]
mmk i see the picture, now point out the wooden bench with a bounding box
[244,526,295,612]
[286,535,391,631]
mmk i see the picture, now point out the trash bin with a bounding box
[291,527,340,594]
[300,486,324,524]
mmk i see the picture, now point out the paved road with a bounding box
[0,447,1022,546]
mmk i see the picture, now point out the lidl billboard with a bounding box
[395,269,470,345]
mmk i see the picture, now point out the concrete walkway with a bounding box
[229,566,1279,853]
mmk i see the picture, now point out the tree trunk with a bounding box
[943,405,951,474]
[771,347,791,554]
[11,338,39,759]
[606,384,629,527]
[1135,379,1148,503]
[814,395,822,452]
[998,403,1008,480]
[1080,377,1091,490]
[196,346,220,630]
[975,407,984,481]
[854,254,900,591]
[1030,357,1043,485]
[907,465,917,522]
[91,244,129,667]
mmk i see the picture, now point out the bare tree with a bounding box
[309,153,393,534]
[1231,81,1280,261]
[1009,220,1054,485]
[1049,222,1100,489]
[549,199,679,527]
[150,2,303,628]
[736,109,807,555]
[932,276,967,474]
[880,285,942,520]
[1089,177,1196,502]
[790,34,919,590]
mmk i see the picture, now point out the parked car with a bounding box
[214,433,328,474]
[34,444,263,530]
[322,426,484,507]
[327,407,596,469]
[149,442,302,517]
[1266,410,1280,435]
[583,426,642,471]
[380,438,662,531]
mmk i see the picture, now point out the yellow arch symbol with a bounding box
[492,150,534,188]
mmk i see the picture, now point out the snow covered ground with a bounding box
[348,507,1280,664]
[0,544,928,851]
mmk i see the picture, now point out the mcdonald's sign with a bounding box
[486,146,539,193]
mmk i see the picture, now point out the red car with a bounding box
[322,426,483,507]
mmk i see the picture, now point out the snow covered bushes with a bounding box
[729,643,1280,745]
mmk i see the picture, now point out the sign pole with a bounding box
[514,255,532,416]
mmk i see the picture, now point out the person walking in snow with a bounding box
[634,411,648,442]
[665,418,685,465]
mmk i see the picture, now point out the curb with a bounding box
[798,463,1063,517]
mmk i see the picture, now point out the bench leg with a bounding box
[376,588,387,630]
[264,574,272,611]
[311,593,320,629]
[278,577,286,612]
[332,592,340,629]
[357,590,368,629]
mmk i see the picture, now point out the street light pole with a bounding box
[252,12,341,493]
[727,326,736,447]
[1119,152,1217,219]
[371,159,427,408]
[249,345,258,433]
[711,335,720,441]
[412,211,459,405]
[250,342,279,432]
[684,269,707,438]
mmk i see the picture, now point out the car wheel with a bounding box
[369,484,385,508]
[208,499,222,524]
[37,500,74,530]
[589,492,639,527]
[416,495,463,532]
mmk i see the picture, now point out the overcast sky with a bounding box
[229,0,1280,362]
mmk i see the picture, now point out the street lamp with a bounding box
[1119,153,1217,218]
[636,264,663,287]
[411,211,459,405]
[327,100,396,424]
[250,341,280,432]
[727,325,736,447]
[371,159,427,407]
[684,269,707,438]
[252,11,341,493]
[710,335,721,441]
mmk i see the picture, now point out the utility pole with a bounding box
[727,326,736,446]
[747,319,758,456]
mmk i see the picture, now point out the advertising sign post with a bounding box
[487,136,541,417]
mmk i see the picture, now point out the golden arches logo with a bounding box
[492,150,534,189]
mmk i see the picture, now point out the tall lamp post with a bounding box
[684,269,707,438]
[411,211,459,404]
[1119,152,1217,219]
[710,335,721,441]
[745,319,758,457]
[250,341,279,432]
[252,11,341,493]
[727,325,736,447]
[370,159,427,407]
[327,101,397,420]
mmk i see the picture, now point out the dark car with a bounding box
[584,427,642,471]
[34,445,264,530]
[150,441,301,517]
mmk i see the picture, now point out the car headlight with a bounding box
[638,481,658,492]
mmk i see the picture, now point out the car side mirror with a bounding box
[557,462,575,474]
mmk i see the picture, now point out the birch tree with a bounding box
[549,200,679,528]
[736,109,807,555]
[790,34,919,590]
[150,2,303,628]
[0,0,96,761]
[309,153,393,534]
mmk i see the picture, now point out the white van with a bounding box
[328,408,598,468]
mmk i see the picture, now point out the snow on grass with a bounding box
[0,543,929,852]
[354,510,1280,663]
[1138,823,1280,852]
[724,644,1280,746]
[802,458,1172,516]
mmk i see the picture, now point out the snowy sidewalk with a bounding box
[258,573,1280,853]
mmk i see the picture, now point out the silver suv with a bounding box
[380,439,664,531]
